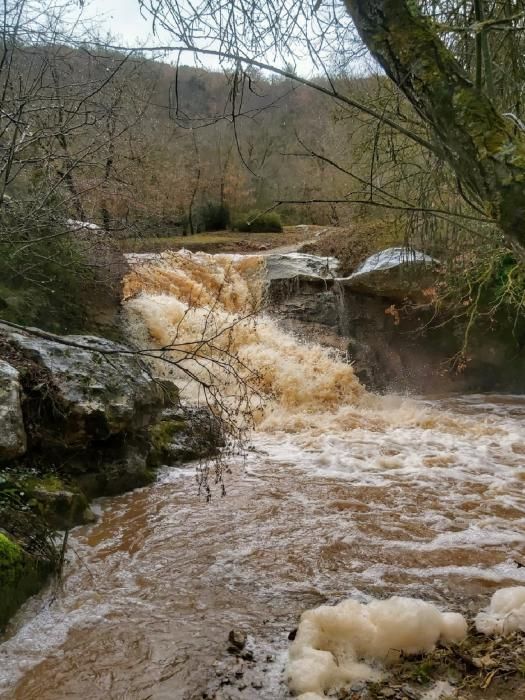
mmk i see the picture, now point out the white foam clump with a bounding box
[475,586,525,635]
[287,596,467,699]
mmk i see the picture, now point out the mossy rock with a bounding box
[149,418,189,464]
[148,407,223,466]
[0,532,51,631]
[11,473,92,530]
[66,436,157,499]
[1,469,94,530]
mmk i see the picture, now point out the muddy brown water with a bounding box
[2,252,525,699]
[1,394,524,700]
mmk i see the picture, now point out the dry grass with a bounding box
[299,218,406,275]
[117,226,316,255]
[117,222,405,268]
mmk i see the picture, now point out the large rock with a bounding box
[265,252,339,282]
[0,532,51,632]
[0,360,27,460]
[0,324,225,630]
[266,248,525,394]
[340,247,437,301]
[265,253,340,308]
[0,325,173,447]
[148,406,224,465]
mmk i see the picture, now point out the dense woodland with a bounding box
[1,41,412,234]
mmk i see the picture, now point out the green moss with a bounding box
[0,533,50,631]
[16,473,90,529]
[150,419,186,448]
[148,419,187,465]
[22,474,64,493]
[0,533,24,585]
[450,86,525,173]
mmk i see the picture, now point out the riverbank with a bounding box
[0,323,222,629]
[117,225,325,256]
[1,240,525,700]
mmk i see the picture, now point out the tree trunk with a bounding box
[343,0,525,253]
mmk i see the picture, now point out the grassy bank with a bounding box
[117,226,319,255]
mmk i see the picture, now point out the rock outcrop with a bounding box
[265,252,339,282]
[0,532,51,631]
[2,328,167,447]
[267,249,525,393]
[0,360,26,461]
[149,406,224,466]
[0,322,222,629]
[0,322,221,505]
[339,247,437,301]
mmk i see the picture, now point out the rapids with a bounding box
[1,251,524,699]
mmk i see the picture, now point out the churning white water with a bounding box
[1,250,524,699]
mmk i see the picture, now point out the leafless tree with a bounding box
[131,0,525,257]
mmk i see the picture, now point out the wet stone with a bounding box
[0,360,27,461]
[350,681,367,693]
[227,629,247,652]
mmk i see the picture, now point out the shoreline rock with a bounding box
[0,360,26,460]
[0,532,52,631]
[267,249,525,394]
[0,323,222,630]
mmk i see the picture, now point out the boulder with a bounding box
[148,405,224,465]
[0,324,226,630]
[265,252,339,282]
[0,325,175,447]
[0,360,27,460]
[68,435,156,498]
[339,247,437,301]
[26,476,93,529]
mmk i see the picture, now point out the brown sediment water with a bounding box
[1,252,524,699]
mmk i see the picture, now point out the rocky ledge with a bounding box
[0,322,222,630]
[267,248,525,393]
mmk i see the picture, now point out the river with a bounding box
[1,252,524,699]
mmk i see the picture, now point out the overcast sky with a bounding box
[86,0,160,45]
[83,0,316,74]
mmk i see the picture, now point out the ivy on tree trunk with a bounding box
[343,0,525,254]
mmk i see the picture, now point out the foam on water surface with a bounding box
[475,586,525,635]
[287,596,467,698]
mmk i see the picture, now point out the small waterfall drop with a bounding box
[123,250,366,433]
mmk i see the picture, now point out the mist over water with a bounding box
[1,251,524,699]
